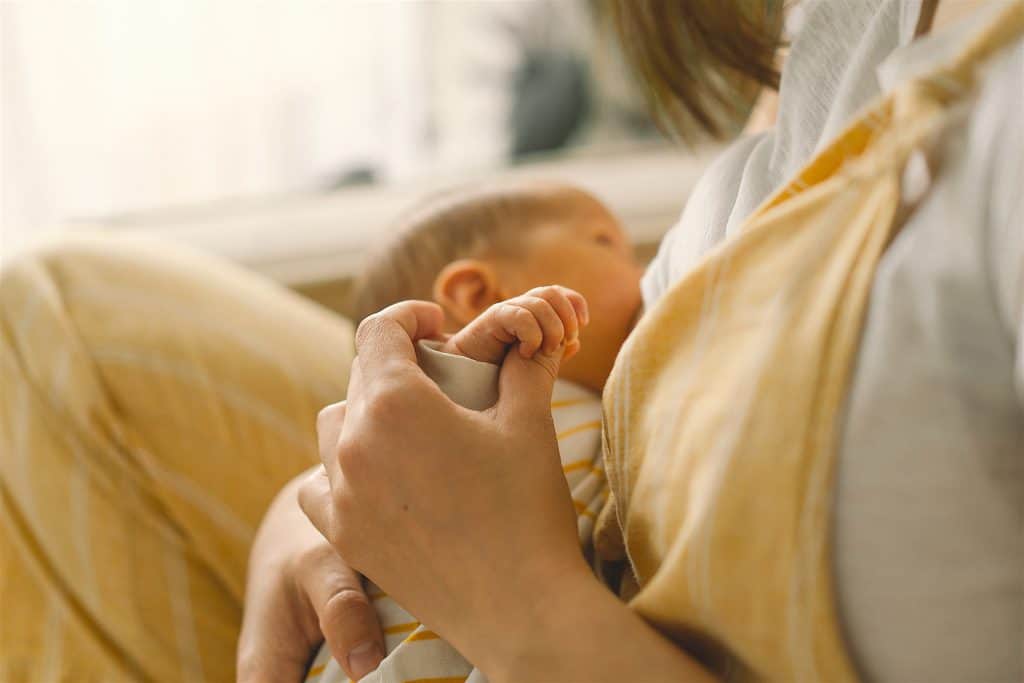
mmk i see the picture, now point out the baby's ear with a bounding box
[433,259,501,327]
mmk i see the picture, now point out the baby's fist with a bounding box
[443,285,589,365]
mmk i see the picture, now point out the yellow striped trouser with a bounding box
[0,235,355,682]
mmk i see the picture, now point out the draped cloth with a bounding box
[595,3,1024,680]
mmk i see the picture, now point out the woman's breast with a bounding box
[834,121,1023,682]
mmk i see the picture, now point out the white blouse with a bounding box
[642,1,1023,680]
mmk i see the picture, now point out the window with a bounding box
[1,1,660,258]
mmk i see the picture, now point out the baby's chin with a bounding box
[626,304,644,334]
[557,338,613,392]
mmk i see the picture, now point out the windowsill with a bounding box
[72,144,717,290]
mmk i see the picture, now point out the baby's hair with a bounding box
[349,180,594,323]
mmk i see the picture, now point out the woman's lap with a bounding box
[0,235,353,681]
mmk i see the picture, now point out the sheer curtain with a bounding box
[0,1,532,260]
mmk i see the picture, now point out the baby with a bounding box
[306,180,643,683]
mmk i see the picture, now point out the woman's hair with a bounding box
[609,0,784,139]
[349,181,592,324]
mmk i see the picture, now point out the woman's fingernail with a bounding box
[347,641,384,679]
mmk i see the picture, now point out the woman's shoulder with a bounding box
[777,0,910,167]
[639,133,765,306]
[643,0,916,309]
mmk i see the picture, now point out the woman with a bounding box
[250,1,1023,681]
[1,1,1020,682]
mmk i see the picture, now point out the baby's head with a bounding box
[351,180,643,391]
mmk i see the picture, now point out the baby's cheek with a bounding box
[597,275,642,330]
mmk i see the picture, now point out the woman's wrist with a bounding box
[471,561,715,683]
[467,556,596,679]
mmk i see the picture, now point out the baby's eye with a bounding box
[594,233,615,246]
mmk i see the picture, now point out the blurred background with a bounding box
[1,0,717,312]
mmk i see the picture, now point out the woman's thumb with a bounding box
[296,552,386,681]
[495,342,564,422]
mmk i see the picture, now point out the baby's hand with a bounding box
[442,285,589,365]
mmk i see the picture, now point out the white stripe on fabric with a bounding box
[40,590,65,683]
[68,440,101,610]
[13,287,44,346]
[91,347,313,450]
[10,379,36,518]
[49,351,70,405]
[73,284,343,405]
[621,348,632,507]
[162,534,206,683]
[135,447,255,546]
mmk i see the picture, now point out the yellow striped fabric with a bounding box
[0,235,355,682]
[595,4,1024,681]
[305,379,605,683]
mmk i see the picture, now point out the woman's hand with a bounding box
[237,469,386,683]
[299,301,713,682]
[299,300,589,673]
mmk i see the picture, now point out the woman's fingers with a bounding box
[236,581,315,683]
[485,289,585,421]
[493,335,565,424]
[238,469,386,683]
[297,469,385,679]
[355,300,445,376]
[298,468,335,549]
[293,540,386,681]
[316,401,346,485]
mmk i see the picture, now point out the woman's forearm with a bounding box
[242,467,326,652]
[474,566,716,683]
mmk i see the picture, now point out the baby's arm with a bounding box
[442,285,589,365]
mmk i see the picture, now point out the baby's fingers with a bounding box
[563,338,581,362]
[560,288,589,328]
[523,286,588,347]
[504,298,562,357]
